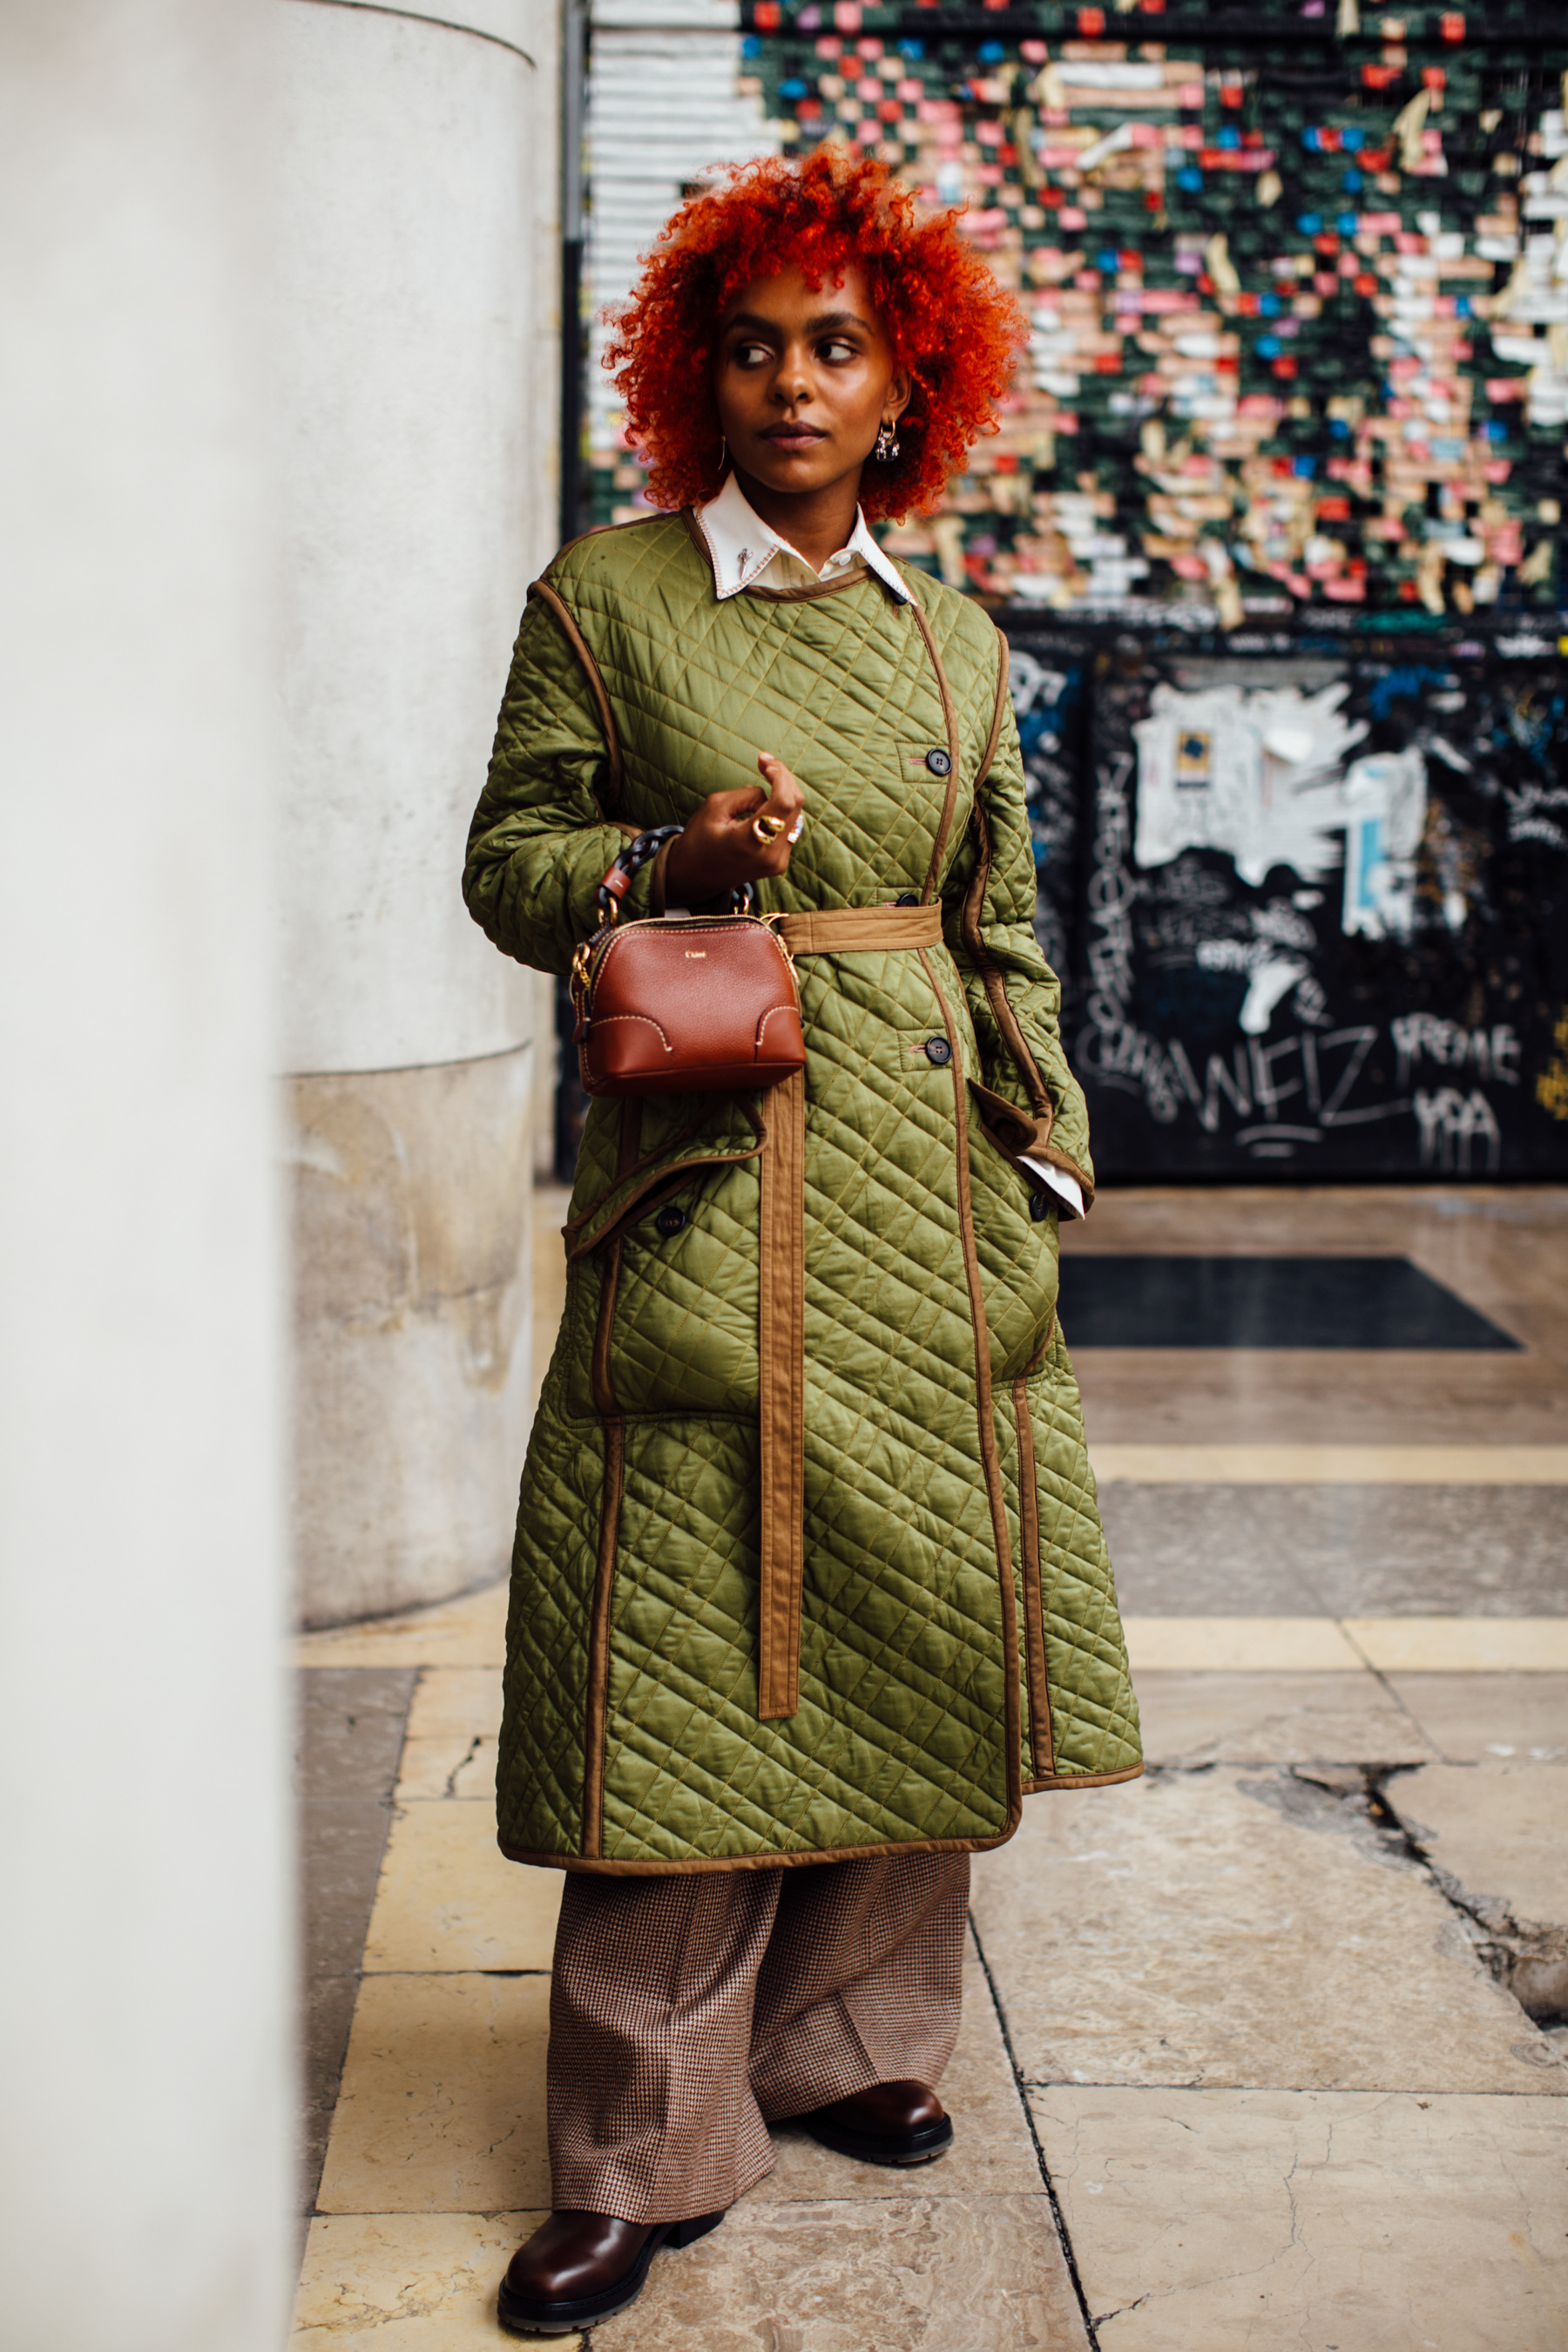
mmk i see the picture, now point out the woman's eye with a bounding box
[733,341,772,367]
[819,338,857,362]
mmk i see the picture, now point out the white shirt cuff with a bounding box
[1019,1154,1085,1220]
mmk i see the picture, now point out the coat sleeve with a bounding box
[463,588,658,976]
[941,655,1096,1205]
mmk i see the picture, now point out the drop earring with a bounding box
[873,421,900,463]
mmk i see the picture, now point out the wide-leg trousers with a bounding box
[545,1849,970,2222]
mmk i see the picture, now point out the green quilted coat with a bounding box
[464,511,1140,1874]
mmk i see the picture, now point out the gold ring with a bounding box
[752,813,787,844]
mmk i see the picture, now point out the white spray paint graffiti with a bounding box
[1132,681,1429,944]
[1391,1015,1521,1089]
[1413,1087,1503,1173]
[1078,749,1182,1123]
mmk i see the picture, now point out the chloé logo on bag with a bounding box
[685,950,707,959]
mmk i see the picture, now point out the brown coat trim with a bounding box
[1023,1764,1145,1794]
[501,1818,1025,1875]
[580,1098,641,1857]
[960,802,1053,1122]
[917,942,1024,1833]
[527,577,625,813]
[976,625,1010,791]
[756,1064,807,1720]
[587,1099,639,1417]
[1011,1375,1054,1780]
[908,596,963,904]
[580,1420,625,1860]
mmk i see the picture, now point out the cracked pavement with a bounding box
[291,1183,1568,2348]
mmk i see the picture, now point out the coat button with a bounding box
[924,1036,952,1066]
[896,891,920,907]
[925,748,952,776]
[1030,1189,1051,1222]
[654,1204,687,1237]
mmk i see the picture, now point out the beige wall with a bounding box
[0,3,292,2343]
[277,0,560,1624]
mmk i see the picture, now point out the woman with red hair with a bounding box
[465,147,1139,2336]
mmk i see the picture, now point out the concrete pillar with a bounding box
[277,0,559,1625]
[0,7,291,2350]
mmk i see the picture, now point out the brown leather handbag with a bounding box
[570,829,807,1098]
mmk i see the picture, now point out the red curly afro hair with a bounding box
[605,147,1026,524]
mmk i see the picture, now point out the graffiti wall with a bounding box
[1008,628,1568,1175]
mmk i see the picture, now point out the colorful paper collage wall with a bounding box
[739,5,1568,627]
[578,4,1568,1178]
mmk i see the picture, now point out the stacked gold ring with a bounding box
[751,812,788,845]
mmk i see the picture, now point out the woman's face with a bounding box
[713,262,909,500]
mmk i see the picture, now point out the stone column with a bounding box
[277,0,559,1625]
[0,6,292,2348]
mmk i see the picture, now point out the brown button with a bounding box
[654,1204,687,1237]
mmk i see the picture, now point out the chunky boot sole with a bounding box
[799,2112,954,2167]
[497,2210,726,2337]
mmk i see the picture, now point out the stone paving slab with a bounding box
[395,1666,502,1799]
[1101,1484,1568,1617]
[294,2212,578,2349]
[1387,1673,1568,1763]
[362,1801,560,1972]
[1030,2085,1568,2352]
[315,1953,1043,2220]
[970,1770,1563,2094]
[591,2193,1088,2352]
[1392,1761,1568,1926]
[1135,1670,1435,1767]
[315,1972,553,2215]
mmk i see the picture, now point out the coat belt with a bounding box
[755,902,946,1720]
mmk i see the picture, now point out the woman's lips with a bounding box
[761,425,827,447]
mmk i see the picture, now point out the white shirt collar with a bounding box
[695,472,910,605]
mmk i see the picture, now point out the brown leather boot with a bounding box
[497,2207,726,2336]
[793,2078,954,2166]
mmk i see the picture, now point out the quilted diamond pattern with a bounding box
[467,516,1140,1869]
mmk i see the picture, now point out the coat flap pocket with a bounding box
[564,1094,766,1260]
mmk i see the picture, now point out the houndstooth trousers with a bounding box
[545,1849,970,2222]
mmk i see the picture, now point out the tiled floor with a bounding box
[294,1185,1568,2349]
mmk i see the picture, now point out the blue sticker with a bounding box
[1297,211,1322,233]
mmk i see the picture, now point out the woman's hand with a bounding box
[663,754,805,904]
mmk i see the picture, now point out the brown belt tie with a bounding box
[755,902,946,1720]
